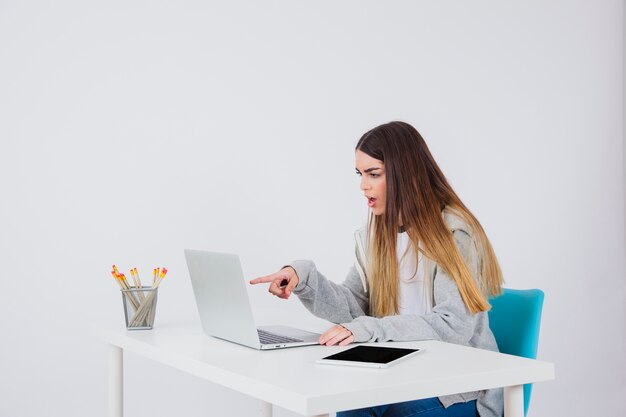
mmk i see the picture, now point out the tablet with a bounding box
[316,345,422,369]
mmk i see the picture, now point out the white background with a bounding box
[1,1,624,416]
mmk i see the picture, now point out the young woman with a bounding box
[250,121,504,417]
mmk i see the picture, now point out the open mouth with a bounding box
[367,197,377,208]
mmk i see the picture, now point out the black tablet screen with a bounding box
[322,346,419,364]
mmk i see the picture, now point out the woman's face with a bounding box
[355,150,386,216]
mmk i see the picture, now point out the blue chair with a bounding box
[488,288,544,417]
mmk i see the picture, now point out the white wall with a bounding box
[0,1,624,416]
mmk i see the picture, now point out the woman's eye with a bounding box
[370,173,379,178]
[355,171,362,176]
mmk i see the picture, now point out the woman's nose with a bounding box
[360,178,369,191]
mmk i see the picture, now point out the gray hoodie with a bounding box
[290,212,504,417]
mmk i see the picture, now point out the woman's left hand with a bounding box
[319,324,354,346]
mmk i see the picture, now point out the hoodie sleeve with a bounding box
[290,260,369,323]
[340,228,483,344]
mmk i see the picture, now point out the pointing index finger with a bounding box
[249,275,278,285]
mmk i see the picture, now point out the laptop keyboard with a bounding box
[257,329,303,345]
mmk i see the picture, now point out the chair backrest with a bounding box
[488,288,544,416]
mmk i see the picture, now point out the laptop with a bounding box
[184,249,321,350]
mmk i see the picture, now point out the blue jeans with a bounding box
[336,397,477,417]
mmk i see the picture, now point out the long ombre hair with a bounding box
[356,121,503,316]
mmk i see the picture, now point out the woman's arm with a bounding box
[290,260,369,323]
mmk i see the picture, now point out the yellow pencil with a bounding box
[122,273,142,308]
[153,267,168,288]
[133,268,143,288]
[130,268,146,301]
[111,271,124,289]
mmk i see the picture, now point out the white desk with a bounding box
[94,321,554,417]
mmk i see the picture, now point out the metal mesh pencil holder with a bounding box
[121,286,158,330]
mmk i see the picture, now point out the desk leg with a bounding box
[259,400,272,417]
[109,344,123,417]
[503,385,523,417]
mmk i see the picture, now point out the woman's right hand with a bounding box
[249,266,299,299]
